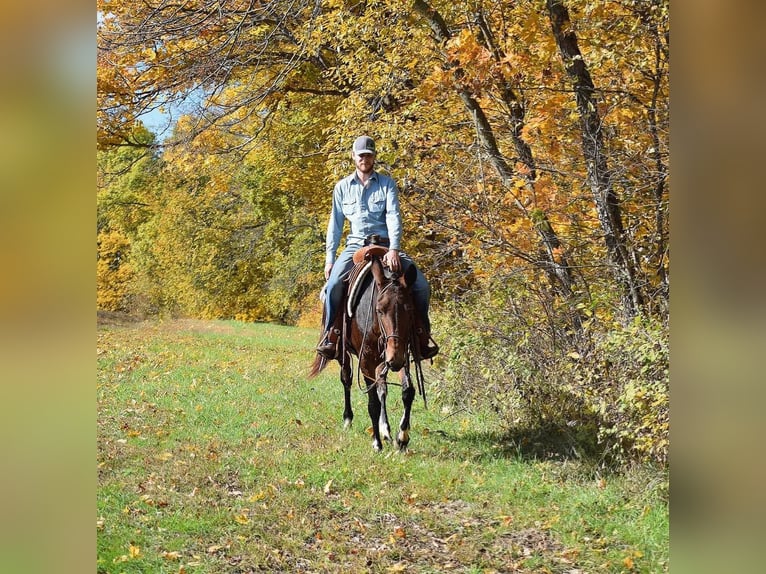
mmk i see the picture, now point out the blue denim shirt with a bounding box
[325,170,402,265]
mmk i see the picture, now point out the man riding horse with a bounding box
[316,135,438,361]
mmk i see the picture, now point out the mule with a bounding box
[309,253,425,452]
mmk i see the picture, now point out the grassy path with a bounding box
[97,318,668,573]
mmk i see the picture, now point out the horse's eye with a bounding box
[376,308,383,315]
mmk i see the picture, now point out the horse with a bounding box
[309,251,425,452]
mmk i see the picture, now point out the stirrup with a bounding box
[316,327,340,359]
[419,341,439,360]
[415,328,439,361]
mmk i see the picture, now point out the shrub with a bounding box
[432,290,668,468]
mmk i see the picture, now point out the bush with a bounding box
[571,318,669,466]
[432,290,668,468]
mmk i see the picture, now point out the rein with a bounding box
[376,281,402,351]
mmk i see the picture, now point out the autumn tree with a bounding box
[97,125,161,311]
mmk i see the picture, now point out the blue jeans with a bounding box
[323,245,432,333]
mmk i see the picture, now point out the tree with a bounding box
[97,124,161,311]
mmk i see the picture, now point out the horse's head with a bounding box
[371,257,417,372]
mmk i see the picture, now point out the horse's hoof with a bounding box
[372,441,383,452]
[396,430,409,452]
[343,418,352,430]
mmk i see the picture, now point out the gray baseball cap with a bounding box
[352,135,376,155]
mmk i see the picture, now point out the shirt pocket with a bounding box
[341,200,357,216]
[367,191,386,213]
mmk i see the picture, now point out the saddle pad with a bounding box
[346,260,373,318]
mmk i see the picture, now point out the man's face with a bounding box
[354,152,375,174]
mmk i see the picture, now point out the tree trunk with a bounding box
[546,0,645,319]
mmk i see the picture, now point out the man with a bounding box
[316,135,439,361]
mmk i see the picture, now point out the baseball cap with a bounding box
[352,135,376,156]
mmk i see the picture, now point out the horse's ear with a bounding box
[400,262,418,288]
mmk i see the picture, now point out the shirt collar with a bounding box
[353,170,378,186]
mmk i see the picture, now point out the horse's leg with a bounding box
[396,366,416,452]
[376,369,392,443]
[366,376,384,451]
[340,355,353,429]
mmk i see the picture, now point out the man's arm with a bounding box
[385,179,402,251]
[325,183,345,268]
[384,177,403,271]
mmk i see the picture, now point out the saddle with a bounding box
[345,244,389,317]
[352,244,388,265]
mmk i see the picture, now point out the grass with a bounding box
[97,316,668,573]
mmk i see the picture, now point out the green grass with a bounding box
[97,317,668,573]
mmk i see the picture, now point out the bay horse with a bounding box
[309,251,425,452]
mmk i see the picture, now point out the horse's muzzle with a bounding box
[385,357,406,372]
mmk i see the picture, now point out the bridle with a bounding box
[375,280,404,352]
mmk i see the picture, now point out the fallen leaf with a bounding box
[323,479,334,495]
[162,551,182,560]
[393,526,406,538]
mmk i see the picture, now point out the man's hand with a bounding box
[324,262,333,280]
[383,249,401,272]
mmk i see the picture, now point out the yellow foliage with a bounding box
[97,231,134,311]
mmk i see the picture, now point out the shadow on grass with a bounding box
[433,422,604,466]
[97,310,145,326]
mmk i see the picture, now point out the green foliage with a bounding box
[97,129,160,312]
[433,281,668,468]
[571,317,669,466]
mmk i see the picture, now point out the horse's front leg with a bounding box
[396,366,416,452]
[365,375,384,451]
[375,365,392,444]
[340,355,353,429]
